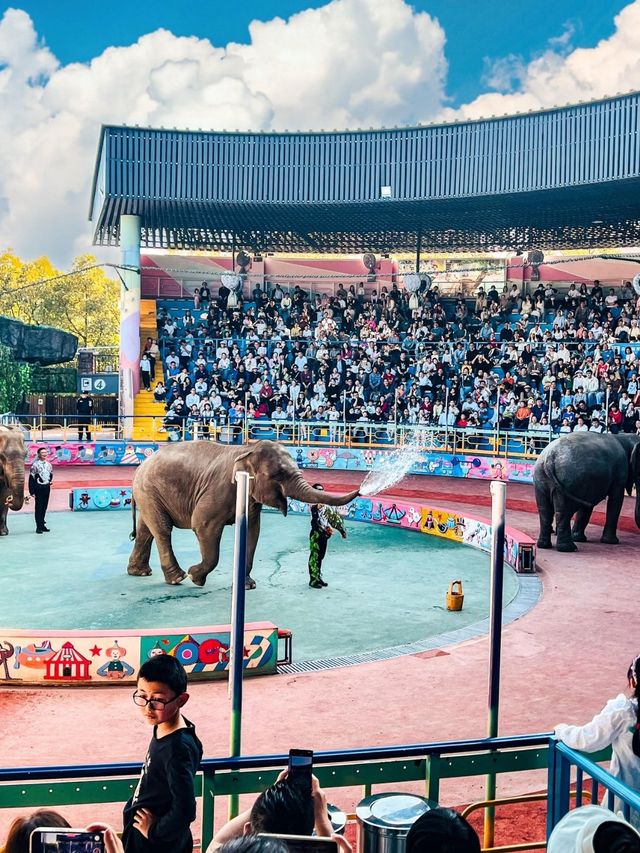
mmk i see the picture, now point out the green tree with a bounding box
[0,344,31,412]
[0,250,119,347]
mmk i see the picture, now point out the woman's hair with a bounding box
[627,655,640,757]
[3,810,70,853]
[406,808,480,853]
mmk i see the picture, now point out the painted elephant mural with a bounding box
[127,440,360,587]
[534,433,640,552]
[0,426,27,537]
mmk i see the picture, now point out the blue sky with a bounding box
[1,0,639,264]
[5,0,630,106]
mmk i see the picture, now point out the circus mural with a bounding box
[0,623,282,685]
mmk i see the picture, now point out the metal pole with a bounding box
[548,384,554,444]
[605,386,610,433]
[484,480,507,850]
[228,470,251,819]
[416,230,422,273]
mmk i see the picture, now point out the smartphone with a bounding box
[30,828,104,853]
[259,833,338,853]
[287,748,313,788]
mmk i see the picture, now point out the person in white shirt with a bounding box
[555,654,640,827]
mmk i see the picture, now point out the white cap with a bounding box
[547,805,640,853]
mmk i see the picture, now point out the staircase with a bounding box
[133,299,168,442]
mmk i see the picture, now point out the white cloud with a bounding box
[2,0,640,266]
[452,1,640,121]
[481,54,526,94]
[0,0,446,265]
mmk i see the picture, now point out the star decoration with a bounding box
[89,645,102,657]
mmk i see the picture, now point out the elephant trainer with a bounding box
[127,440,360,587]
[534,432,640,552]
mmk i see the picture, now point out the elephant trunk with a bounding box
[285,475,359,507]
[5,457,25,511]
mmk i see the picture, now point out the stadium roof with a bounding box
[90,92,640,254]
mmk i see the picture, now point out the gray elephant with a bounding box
[534,432,640,552]
[0,425,27,536]
[127,440,360,587]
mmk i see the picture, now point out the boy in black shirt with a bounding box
[123,655,203,853]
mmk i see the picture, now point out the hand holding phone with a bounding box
[30,829,105,853]
[288,748,313,789]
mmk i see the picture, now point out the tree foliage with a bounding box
[0,344,31,412]
[0,251,119,348]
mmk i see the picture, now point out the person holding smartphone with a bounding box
[208,769,333,851]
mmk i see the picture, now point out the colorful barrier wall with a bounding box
[70,488,536,573]
[34,440,535,483]
[0,622,281,686]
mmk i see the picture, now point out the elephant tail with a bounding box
[129,497,137,541]
[546,460,593,508]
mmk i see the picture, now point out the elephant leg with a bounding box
[143,507,185,584]
[127,518,154,576]
[245,504,262,590]
[0,504,8,536]
[601,487,624,544]
[553,490,578,552]
[188,520,224,587]
[534,478,554,549]
[571,506,593,542]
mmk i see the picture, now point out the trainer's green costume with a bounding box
[308,505,345,588]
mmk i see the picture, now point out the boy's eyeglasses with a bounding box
[132,691,179,710]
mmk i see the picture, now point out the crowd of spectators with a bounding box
[147,277,640,442]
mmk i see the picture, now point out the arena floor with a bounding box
[0,511,519,663]
[2,467,639,843]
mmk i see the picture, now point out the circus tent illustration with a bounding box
[44,641,91,681]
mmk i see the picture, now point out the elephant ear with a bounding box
[627,443,640,496]
[231,448,256,484]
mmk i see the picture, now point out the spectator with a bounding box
[123,655,203,853]
[547,806,640,853]
[555,654,640,827]
[2,810,70,853]
[140,354,153,391]
[406,807,480,853]
[209,772,333,850]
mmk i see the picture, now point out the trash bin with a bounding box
[327,803,347,835]
[357,793,434,853]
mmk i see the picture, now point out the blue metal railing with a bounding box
[547,739,640,837]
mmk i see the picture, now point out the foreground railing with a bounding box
[3,735,637,851]
[1,734,552,852]
[547,739,640,836]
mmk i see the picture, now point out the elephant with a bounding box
[534,432,640,552]
[127,440,360,588]
[0,425,27,536]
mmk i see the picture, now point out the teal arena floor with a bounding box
[0,512,520,663]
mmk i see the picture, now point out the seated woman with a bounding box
[153,381,167,402]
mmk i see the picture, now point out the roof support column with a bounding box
[416,230,422,272]
[119,214,141,439]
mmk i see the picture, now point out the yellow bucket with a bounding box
[446,580,464,611]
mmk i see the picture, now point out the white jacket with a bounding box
[555,694,640,826]
[547,805,640,852]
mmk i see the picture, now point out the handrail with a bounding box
[547,739,640,837]
[0,732,553,782]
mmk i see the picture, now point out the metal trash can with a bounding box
[327,803,347,835]
[356,793,434,853]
